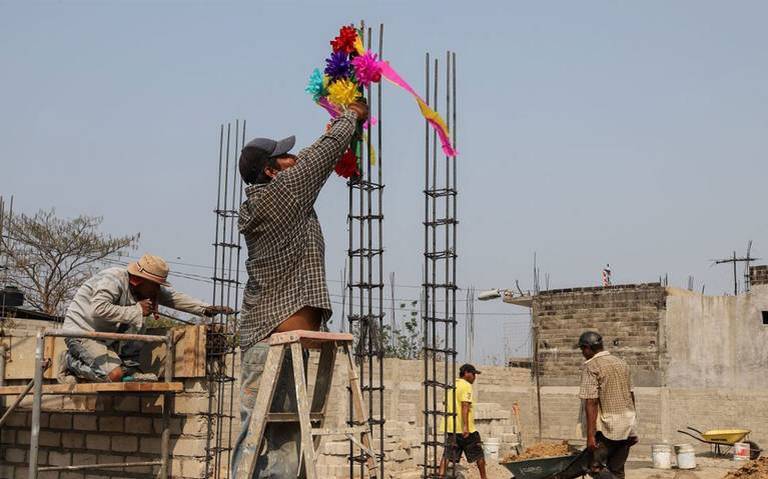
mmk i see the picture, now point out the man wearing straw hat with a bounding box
[59,253,232,383]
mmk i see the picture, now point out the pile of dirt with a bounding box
[506,441,571,461]
[723,458,768,479]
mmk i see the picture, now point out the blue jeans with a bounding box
[231,342,307,478]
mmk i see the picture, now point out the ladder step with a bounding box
[267,412,323,422]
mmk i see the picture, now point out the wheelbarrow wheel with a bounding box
[746,441,761,460]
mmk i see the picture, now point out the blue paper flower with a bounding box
[305,68,326,101]
[324,51,351,81]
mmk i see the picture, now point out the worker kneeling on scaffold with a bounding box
[58,253,232,383]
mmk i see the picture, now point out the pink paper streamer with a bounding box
[378,62,457,157]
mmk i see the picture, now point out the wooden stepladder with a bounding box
[236,330,378,479]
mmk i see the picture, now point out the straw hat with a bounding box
[127,254,170,286]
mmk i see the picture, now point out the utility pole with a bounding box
[713,246,759,296]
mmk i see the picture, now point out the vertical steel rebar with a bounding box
[422,52,430,478]
[422,50,458,479]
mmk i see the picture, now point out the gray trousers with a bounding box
[231,342,307,478]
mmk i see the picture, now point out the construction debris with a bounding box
[723,458,768,479]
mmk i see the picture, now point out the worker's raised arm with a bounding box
[90,277,143,327]
[278,106,363,211]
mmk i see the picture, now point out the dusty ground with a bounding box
[451,455,745,479]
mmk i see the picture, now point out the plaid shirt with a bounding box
[579,351,637,440]
[237,111,357,351]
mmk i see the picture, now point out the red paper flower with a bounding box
[335,148,359,178]
[331,26,358,54]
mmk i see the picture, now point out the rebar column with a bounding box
[421,51,458,479]
[206,119,245,478]
[347,22,386,479]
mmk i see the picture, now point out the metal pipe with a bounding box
[44,330,166,342]
[27,330,45,479]
[0,344,6,411]
[160,330,174,478]
[0,378,34,428]
[39,461,163,472]
[422,51,430,476]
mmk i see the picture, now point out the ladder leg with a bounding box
[291,342,317,479]
[311,342,337,450]
[237,344,285,479]
[342,343,378,477]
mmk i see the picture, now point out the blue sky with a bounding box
[2,1,767,363]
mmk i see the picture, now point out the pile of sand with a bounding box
[723,458,768,479]
[505,441,571,461]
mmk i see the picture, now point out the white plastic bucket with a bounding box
[483,437,500,461]
[675,444,696,469]
[652,444,673,469]
[734,442,750,461]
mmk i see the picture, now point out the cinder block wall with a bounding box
[532,283,666,387]
[750,265,768,286]
[0,379,212,479]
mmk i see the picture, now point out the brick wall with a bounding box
[750,265,768,286]
[0,379,212,479]
[532,283,666,387]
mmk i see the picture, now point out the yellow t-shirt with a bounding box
[441,378,476,434]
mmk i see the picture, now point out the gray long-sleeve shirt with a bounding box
[62,267,209,334]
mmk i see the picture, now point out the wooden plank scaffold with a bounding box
[0,329,179,479]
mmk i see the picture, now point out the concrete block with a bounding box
[62,432,86,448]
[171,437,207,457]
[3,412,27,427]
[140,395,164,413]
[126,416,153,434]
[86,434,112,451]
[39,430,61,447]
[174,394,209,415]
[4,447,26,463]
[50,413,73,429]
[113,396,140,413]
[72,453,98,465]
[74,414,98,431]
[48,450,72,466]
[111,435,138,453]
[99,416,124,432]
[181,457,208,478]
[139,436,162,453]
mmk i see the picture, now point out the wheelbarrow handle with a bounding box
[678,430,705,442]
[687,426,705,435]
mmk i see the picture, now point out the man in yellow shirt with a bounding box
[439,363,487,479]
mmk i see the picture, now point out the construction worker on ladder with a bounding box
[232,100,368,477]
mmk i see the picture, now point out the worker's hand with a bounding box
[348,100,369,122]
[587,435,598,452]
[628,436,639,446]
[138,299,154,317]
[462,430,470,439]
[203,305,235,317]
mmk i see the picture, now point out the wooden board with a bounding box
[141,325,206,378]
[3,325,207,381]
[0,335,64,380]
[0,381,184,395]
